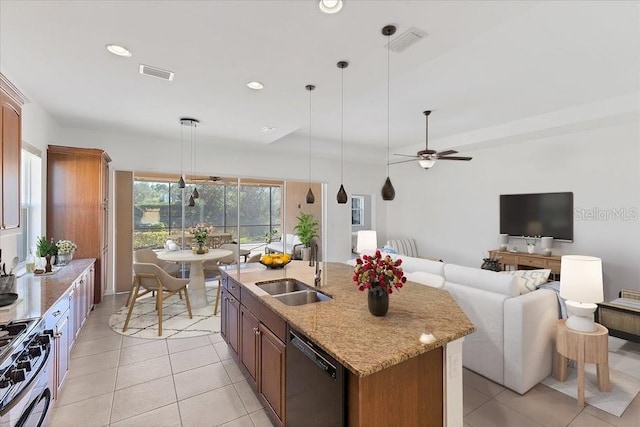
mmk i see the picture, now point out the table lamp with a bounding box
[541,236,553,256]
[498,234,508,251]
[356,230,377,254]
[559,255,603,332]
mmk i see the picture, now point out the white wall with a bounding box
[386,120,640,300]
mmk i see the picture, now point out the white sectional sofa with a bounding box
[352,251,559,394]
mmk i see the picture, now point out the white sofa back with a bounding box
[444,264,519,297]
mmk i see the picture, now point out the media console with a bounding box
[488,250,562,279]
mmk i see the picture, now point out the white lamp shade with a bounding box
[559,255,603,303]
[356,230,377,254]
[541,236,553,250]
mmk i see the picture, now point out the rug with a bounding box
[109,283,221,339]
[542,367,640,417]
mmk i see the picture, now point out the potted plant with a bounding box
[56,239,77,266]
[36,236,58,272]
[294,213,318,261]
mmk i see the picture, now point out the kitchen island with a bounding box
[221,261,475,427]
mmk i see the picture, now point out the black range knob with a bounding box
[9,368,26,383]
[38,333,52,345]
[17,361,31,372]
[0,378,10,389]
[29,346,42,357]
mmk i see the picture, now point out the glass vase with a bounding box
[368,288,389,316]
[196,242,206,254]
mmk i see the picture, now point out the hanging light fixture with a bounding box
[381,25,396,201]
[180,117,199,206]
[305,84,316,204]
[178,119,186,188]
[336,61,349,204]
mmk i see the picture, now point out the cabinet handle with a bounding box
[54,333,62,338]
[230,285,236,290]
[253,327,258,332]
[53,310,61,317]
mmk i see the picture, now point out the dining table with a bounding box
[157,249,233,308]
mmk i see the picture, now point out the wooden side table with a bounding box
[553,319,611,407]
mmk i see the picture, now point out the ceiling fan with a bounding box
[391,110,472,169]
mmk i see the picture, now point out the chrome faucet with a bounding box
[309,239,321,287]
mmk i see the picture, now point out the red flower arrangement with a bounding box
[353,250,406,295]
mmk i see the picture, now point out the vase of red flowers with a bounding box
[353,250,406,317]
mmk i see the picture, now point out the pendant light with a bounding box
[178,119,186,188]
[180,118,199,206]
[305,84,316,204]
[381,25,396,201]
[336,61,349,204]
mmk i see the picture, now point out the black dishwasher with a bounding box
[286,328,346,427]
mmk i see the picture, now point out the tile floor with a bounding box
[47,294,640,427]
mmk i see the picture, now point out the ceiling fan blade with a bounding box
[393,153,419,158]
[439,156,473,161]
[436,149,458,157]
[389,159,419,165]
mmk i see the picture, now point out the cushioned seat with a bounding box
[386,238,419,257]
[266,233,303,259]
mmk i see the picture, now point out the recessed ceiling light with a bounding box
[247,81,264,90]
[106,44,132,57]
[260,126,276,134]
[318,0,343,14]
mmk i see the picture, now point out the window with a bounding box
[133,178,281,249]
[352,196,364,226]
[19,146,42,259]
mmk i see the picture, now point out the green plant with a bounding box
[36,236,58,257]
[293,213,318,248]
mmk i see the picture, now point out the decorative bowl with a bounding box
[260,260,290,269]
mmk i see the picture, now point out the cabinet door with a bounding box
[240,306,259,384]
[67,291,76,350]
[221,289,228,340]
[0,92,21,229]
[259,324,286,421]
[227,295,240,355]
[55,310,70,394]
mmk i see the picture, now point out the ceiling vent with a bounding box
[139,64,175,81]
[387,26,428,53]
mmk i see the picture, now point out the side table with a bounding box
[553,319,611,407]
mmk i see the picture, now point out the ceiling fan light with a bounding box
[306,187,315,204]
[381,176,395,201]
[337,184,348,204]
[419,159,436,169]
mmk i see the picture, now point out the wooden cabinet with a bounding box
[258,324,286,421]
[240,305,259,383]
[47,145,111,304]
[0,84,23,229]
[221,273,286,426]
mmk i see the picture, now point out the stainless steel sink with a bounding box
[256,279,310,295]
[273,290,332,306]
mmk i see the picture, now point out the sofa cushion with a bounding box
[444,264,519,297]
[502,269,551,294]
[405,271,445,288]
[386,238,419,257]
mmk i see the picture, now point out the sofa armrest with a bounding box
[503,289,558,394]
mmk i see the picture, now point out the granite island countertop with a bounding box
[223,260,475,377]
[0,259,96,322]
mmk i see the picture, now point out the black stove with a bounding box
[0,319,52,413]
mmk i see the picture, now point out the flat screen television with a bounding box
[500,192,574,241]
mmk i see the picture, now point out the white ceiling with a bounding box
[1,1,638,157]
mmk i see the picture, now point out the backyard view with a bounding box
[133,179,281,249]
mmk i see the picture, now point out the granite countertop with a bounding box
[224,261,475,377]
[0,259,95,323]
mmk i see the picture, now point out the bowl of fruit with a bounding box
[260,253,291,269]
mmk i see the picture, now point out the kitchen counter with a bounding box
[223,260,475,377]
[0,259,96,322]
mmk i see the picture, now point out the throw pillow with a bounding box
[405,271,445,289]
[501,269,551,294]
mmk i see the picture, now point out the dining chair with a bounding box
[126,249,183,307]
[202,260,224,316]
[123,262,192,336]
[246,253,261,263]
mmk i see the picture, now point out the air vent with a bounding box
[139,64,175,81]
[387,26,428,53]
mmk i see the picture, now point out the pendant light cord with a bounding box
[180,124,184,178]
[309,87,312,186]
[386,34,390,176]
[341,66,344,183]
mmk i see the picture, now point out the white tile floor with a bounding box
[46,294,640,427]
